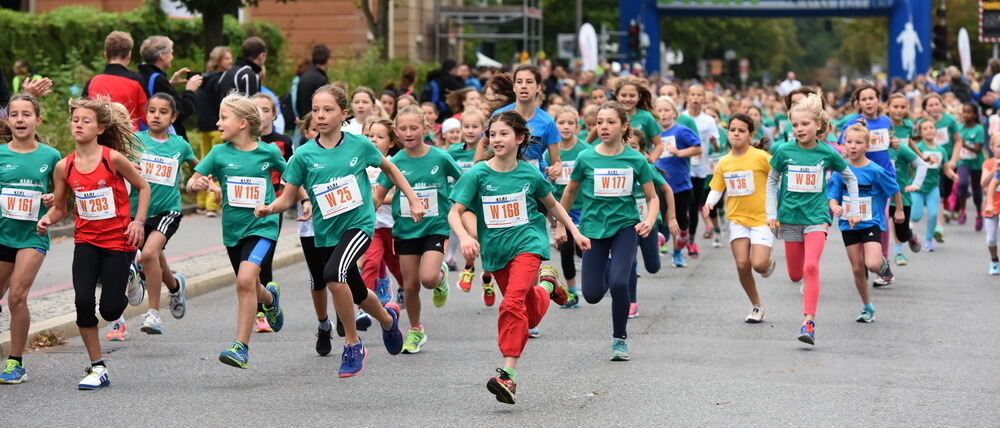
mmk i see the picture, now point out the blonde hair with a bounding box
[139,36,173,64]
[220,93,264,140]
[655,95,680,119]
[581,104,599,119]
[68,97,141,159]
[395,105,427,128]
[461,109,486,126]
[548,104,579,120]
[104,31,133,60]
[843,123,870,145]
[788,92,829,137]
[206,46,231,72]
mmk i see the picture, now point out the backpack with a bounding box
[421,79,449,116]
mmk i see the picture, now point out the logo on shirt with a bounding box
[224,162,239,170]
[431,166,439,175]
[350,157,359,167]
[97,179,107,188]
[484,184,499,192]
[172,153,181,160]
[39,164,49,173]
[309,163,325,171]
[0,164,16,171]
[521,183,531,193]
[261,162,271,171]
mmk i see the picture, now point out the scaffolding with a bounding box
[434,0,543,63]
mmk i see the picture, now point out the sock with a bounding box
[538,280,555,294]
[895,243,904,254]
[318,318,332,332]
[411,324,423,332]
[993,257,999,262]
[91,359,105,368]
[464,261,474,270]
[482,272,492,282]
[9,356,22,364]
[502,367,517,382]
[167,282,180,294]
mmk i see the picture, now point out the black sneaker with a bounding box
[316,328,332,356]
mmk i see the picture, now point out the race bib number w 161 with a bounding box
[1,188,41,221]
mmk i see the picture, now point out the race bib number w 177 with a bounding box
[593,168,633,197]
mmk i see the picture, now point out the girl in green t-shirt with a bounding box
[448,110,587,405]
[921,94,963,223]
[613,76,662,161]
[449,110,493,300]
[547,105,590,304]
[766,93,861,347]
[911,118,958,252]
[132,94,199,336]
[952,103,986,229]
[0,94,61,385]
[560,101,659,362]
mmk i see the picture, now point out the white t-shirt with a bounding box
[685,111,719,178]
[341,118,363,135]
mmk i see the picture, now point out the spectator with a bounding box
[777,71,802,97]
[82,31,148,130]
[393,65,418,97]
[456,64,481,91]
[217,36,266,101]
[137,35,203,140]
[421,59,465,120]
[0,67,9,107]
[11,61,42,94]
[540,64,559,96]
[193,45,232,217]
[295,44,330,119]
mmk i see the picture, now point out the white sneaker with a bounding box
[140,309,163,334]
[745,305,765,323]
[78,365,110,390]
[126,260,145,306]
[712,236,722,248]
[169,273,188,319]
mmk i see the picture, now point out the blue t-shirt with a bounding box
[492,104,559,172]
[827,162,899,232]
[654,123,700,193]
[838,114,895,177]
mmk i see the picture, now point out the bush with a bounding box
[0,2,287,154]
[327,45,436,98]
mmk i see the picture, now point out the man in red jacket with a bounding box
[82,31,147,130]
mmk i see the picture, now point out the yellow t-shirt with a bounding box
[709,147,771,227]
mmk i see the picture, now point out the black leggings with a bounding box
[669,189,692,233]
[957,165,983,213]
[318,229,372,305]
[889,205,913,242]
[300,236,327,291]
[226,236,276,280]
[73,243,133,328]
[558,229,582,281]
[688,177,707,236]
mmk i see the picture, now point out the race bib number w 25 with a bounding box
[313,175,363,219]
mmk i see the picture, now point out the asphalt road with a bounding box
[4,220,998,426]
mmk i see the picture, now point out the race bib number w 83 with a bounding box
[786,166,823,193]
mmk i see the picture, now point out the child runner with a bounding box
[702,113,775,323]
[36,98,151,389]
[186,94,285,369]
[448,110,587,404]
[980,134,1000,274]
[439,117,462,151]
[255,84,412,377]
[827,124,899,322]
[625,132,677,318]
[922,94,962,239]
[887,94,927,266]
[133,93,197,335]
[343,87,381,134]
[911,118,957,252]
[250,92,288,333]
[546,105,590,307]
[683,84,719,258]
[361,118,404,306]
[559,101,659,361]
[613,76,662,160]
[952,103,986,230]
[654,96,702,266]
[0,95,62,384]
[450,110,492,301]
[373,105,463,354]
[765,92,860,346]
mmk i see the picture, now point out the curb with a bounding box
[0,246,305,358]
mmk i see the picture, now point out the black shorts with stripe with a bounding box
[142,211,182,244]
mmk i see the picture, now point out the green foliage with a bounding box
[661,17,804,81]
[0,3,287,155]
[327,46,436,94]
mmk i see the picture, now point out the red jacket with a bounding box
[83,64,148,131]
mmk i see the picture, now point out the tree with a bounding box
[175,0,290,59]
[357,0,390,60]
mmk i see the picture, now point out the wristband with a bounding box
[131,220,144,227]
[300,199,311,205]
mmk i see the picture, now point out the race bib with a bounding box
[140,154,179,187]
[869,128,890,151]
[691,153,703,166]
[636,197,648,220]
[724,170,755,196]
[708,154,723,173]
[843,196,873,221]
[312,175,363,219]
[925,152,943,169]
[401,188,439,218]
[483,192,528,228]
[786,166,823,193]
[457,161,474,172]
[659,136,676,159]
[959,147,977,160]
[935,127,949,145]
[74,187,116,221]
[366,166,381,189]
[1,188,41,221]
[593,168,633,197]
[556,160,575,185]
[226,176,266,208]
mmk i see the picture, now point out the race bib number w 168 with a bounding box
[482,192,528,229]
[313,175,363,219]
[593,168,633,197]
[786,166,823,193]
[1,188,41,221]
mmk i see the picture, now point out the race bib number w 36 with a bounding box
[724,170,755,196]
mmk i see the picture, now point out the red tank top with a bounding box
[65,146,134,252]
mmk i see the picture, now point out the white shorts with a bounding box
[729,224,774,247]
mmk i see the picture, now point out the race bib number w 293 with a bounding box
[74,187,115,221]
